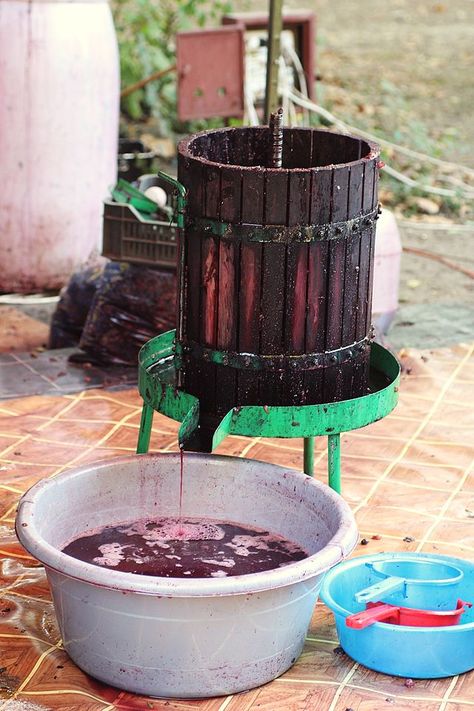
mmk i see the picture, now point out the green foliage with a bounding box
[112,0,233,133]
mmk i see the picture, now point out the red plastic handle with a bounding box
[346,603,399,629]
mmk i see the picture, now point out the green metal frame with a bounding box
[136,330,400,493]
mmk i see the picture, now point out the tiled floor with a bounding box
[0,348,136,400]
[0,343,473,710]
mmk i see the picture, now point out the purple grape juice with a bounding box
[62,517,307,578]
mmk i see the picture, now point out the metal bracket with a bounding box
[185,207,379,243]
[176,338,370,371]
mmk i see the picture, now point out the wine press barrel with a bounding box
[177,127,380,442]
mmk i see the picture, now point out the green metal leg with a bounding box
[328,433,341,493]
[137,403,154,454]
[304,436,315,476]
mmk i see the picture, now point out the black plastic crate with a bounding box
[102,200,177,269]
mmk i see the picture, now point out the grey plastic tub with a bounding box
[16,453,357,698]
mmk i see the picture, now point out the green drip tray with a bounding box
[138,330,400,449]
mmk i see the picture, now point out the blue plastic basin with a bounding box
[320,553,474,678]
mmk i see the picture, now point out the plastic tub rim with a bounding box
[16,452,358,598]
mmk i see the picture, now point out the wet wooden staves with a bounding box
[177,127,380,439]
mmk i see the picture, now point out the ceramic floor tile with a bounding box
[387,461,464,491]
[449,671,474,704]
[341,456,392,481]
[417,539,473,558]
[349,666,453,701]
[334,687,441,710]
[336,476,376,507]
[428,519,474,549]
[238,681,337,710]
[402,441,473,469]
[12,692,113,710]
[443,491,474,522]
[0,635,56,698]
[283,639,354,684]
[444,380,474,403]
[308,604,339,642]
[420,422,474,448]
[1,595,60,646]
[114,698,226,711]
[359,414,420,439]
[3,440,88,467]
[341,434,407,460]
[34,419,118,446]
[355,505,434,540]
[369,480,449,515]
[350,536,419,557]
[464,468,474,492]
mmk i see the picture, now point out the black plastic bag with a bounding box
[79,262,176,365]
[49,266,103,348]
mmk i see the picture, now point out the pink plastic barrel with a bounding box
[0,0,120,293]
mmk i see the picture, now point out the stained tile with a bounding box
[420,422,474,448]
[449,670,474,703]
[355,505,433,540]
[355,414,417,439]
[387,461,463,491]
[1,595,59,646]
[0,635,54,696]
[349,665,453,700]
[62,396,140,423]
[341,456,392,480]
[369,481,449,515]
[336,476,375,507]
[444,492,474,522]
[417,540,471,559]
[0,463,54,489]
[402,441,473,469]
[335,687,441,710]
[284,639,354,683]
[115,694,226,710]
[15,692,111,710]
[308,603,339,643]
[444,380,474,404]
[428,519,474,549]
[238,681,337,710]
[36,419,118,446]
[2,440,85,467]
[341,434,406,460]
[349,536,418,557]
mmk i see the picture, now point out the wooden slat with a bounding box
[285,168,311,403]
[353,158,377,395]
[203,164,221,219]
[309,168,332,225]
[286,127,313,169]
[284,242,309,404]
[324,165,350,401]
[241,169,265,224]
[305,240,328,403]
[341,163,365,398]
[220,166,242,222]
[237,242,262,404]
[288,170,311,227]
[215,237,239,416]
[265,171,288,225]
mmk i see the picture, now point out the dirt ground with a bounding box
[281,0,474,348]
[257,0,474,167]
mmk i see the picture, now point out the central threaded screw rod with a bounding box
[269,107,284,168]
